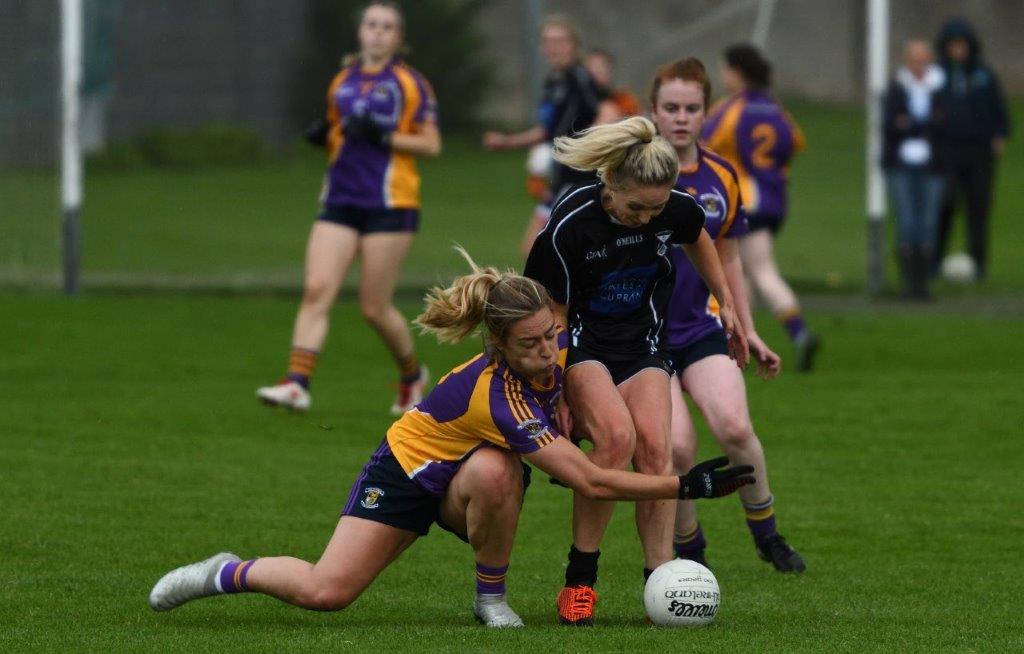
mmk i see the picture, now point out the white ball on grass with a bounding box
[643,558,720,627]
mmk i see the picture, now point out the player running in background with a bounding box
[703,44,820,371]
[150,251,755,627]
[650,58,805,573]
[257,2,440,414]
[524,117,749,626]
[484,14,617,256]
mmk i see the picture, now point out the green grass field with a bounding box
[2,101,1023,651]
[2,102,1023,292]
[1,294,1022,652]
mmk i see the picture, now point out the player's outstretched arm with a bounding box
[716,237,780,378]
[524,437,753,501]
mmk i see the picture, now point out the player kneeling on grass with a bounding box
[149,250,754,627]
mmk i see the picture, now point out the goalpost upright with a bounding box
[865,0,889,295]
[61,0,84,295]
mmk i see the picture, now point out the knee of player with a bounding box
[465,448,523,502]
[590,425,635,468]
[632,434,672,475]
[302,585,358,612]
[670,435,697,474]
[716,415,755,450]
[302,277,333,306]
[359,299,389,325]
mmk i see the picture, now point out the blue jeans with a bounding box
[886,168,944,249]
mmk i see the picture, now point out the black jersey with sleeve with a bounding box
[538,64,608,199]
[524,181,706,359]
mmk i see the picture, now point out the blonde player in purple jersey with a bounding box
[703,44,820,372]
[149,250,755,627]
[651,58,805,572]
[257,2,440,414]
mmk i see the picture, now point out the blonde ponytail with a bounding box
[552,116,679,189]
[415,247,553,352]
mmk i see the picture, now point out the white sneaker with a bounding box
[149,552,240,612]
[473,594,524,628]
[257,379,311,411]
[390,366,429,416]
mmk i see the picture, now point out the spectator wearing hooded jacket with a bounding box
[882,39,945,299]
[933,18,1011,280]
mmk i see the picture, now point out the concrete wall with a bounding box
[477,0,1024,126]
[3,0,1022,166]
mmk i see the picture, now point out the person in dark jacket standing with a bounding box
[882,39,945,299]
[933,18,1011,281]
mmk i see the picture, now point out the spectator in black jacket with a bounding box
[933,18,1011,280]
[883,39,945,299]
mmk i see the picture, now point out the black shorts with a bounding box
[318,204,419,234]
[746,213,785,235]
[670,329,729,373]
[341,440,532,539]
[565,346,673,386]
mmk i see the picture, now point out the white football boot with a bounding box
[256,380,311,411]
[149,552,240,612]
[473,594,525,628]
[390,366,429,416]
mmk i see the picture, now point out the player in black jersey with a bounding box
[483,14,617,255]
[524,116,749,625]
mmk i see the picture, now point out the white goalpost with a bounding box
[865,0,889,295]
[61,0,84,295]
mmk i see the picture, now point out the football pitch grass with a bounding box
[2,102,1023,293]
[2,293,1022,652]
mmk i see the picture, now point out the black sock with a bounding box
[565,545,600,587]
[643,567,654,583]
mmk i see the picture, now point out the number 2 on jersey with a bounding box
[750,123,777,169]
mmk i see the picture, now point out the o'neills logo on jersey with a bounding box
[616,234,644,247]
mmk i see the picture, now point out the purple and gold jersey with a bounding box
[386,332,569,496]
[702,90,805,218]
[323,58,438,210]
[667,147,749,349]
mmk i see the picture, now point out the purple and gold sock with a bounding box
[216,559,258,594]
[744,496,778,542]
[779,310,808,342]
[287,348,318,389]
[475,562,508,596]
[673,523,707,559]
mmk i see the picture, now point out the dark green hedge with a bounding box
[289,0,493,134]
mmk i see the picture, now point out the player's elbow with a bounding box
[569,473,615,501]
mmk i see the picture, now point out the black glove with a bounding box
[342,112,391,147]
[303,118,330,148]
[678,456,755,499]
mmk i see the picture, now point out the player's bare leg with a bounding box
[257,221,359,410]
[620,368,675,574]
[358,232,427,414]
[669,375,708,566]
[440,447,526,627]
[682,355,805,572]
[558,362,636,626]
[740,230,819,371]
[149,517,416,612]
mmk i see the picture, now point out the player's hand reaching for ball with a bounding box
[678,456,755,499]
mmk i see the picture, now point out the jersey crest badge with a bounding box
[360,487,385,509]
[656,230,673,256]
[517,418,545,437]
